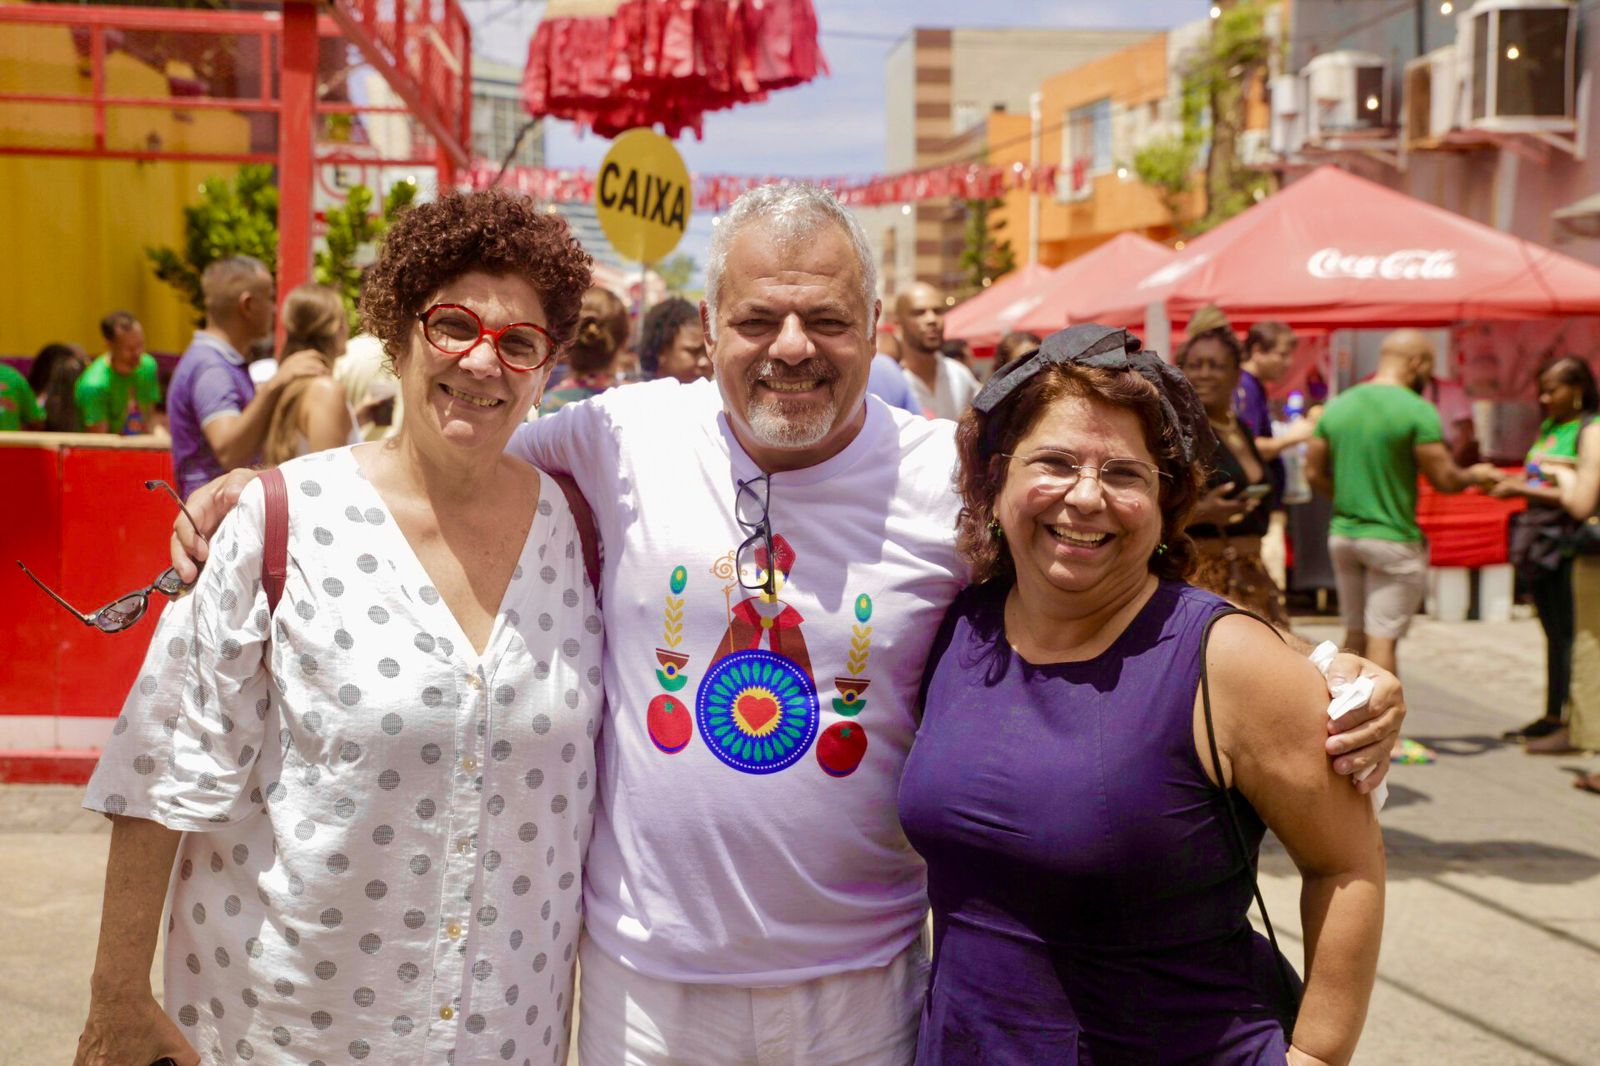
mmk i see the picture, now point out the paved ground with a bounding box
[4,612,1598,1064]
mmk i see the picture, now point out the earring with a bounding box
[1155,542,1168,555]
[988,520,1004,539]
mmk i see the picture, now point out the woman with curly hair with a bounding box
[262,282,358,465]
[638,295,710,383]
[899,326,1384,1065]
[78,190,604,1066]
[542,284,630,413]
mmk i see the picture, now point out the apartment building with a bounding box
[1273,0,1597,263]
[867,26,1153,298]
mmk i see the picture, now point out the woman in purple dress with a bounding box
[899,326,1385,1065]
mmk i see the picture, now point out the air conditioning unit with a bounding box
[1303,51,1390,142]
[1460,0,1577,133]
[1403,46,1461,146]
[1269,73,1307,155]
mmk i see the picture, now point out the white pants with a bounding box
[576,932,928,1066]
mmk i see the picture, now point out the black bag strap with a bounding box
[259,467,289,616]
[1199,607,1302,1009]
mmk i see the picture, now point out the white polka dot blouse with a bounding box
[86,446,603,1065]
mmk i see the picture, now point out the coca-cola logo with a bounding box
[1306,248,1458,281]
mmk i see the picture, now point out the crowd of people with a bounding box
[26,182,1588,1065]
[1,312,162,434]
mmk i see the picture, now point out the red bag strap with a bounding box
[259,467,290,615]
[548,471,601,592]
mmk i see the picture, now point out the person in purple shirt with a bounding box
[867,351,920,414]
[1237,321,1318,466]
[166,256,328,497]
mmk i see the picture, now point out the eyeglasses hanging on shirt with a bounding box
[734,474,777,596]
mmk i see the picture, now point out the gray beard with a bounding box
[741,358,840,449]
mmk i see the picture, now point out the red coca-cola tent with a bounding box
[943,261,1055,346]
[1013,231,1176,337]
[1078,166,1600,338]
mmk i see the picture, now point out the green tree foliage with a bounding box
[315,180,418,331]
[146,165,278,323]
[1181,1,1274,232]
[654,252,697,295]
[1131,134,1198,228]
[959,198,1017,298]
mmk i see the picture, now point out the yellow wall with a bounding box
[0,15,252,357]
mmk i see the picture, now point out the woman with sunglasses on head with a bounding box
[76,190,602,1066]
[898,326,1385,1065]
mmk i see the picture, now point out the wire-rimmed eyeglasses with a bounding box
[17,480,208,634]
[999,449,1169,501]
[734,475,777,596]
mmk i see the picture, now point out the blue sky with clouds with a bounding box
[471,0,1201,271]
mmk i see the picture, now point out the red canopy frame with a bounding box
[0,0,471,294]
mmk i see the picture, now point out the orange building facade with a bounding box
[989,32,1206,271]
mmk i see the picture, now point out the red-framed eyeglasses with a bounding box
[417,303,557,373]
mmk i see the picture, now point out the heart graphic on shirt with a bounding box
[736,692,780,734]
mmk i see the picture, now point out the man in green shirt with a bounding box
[0,361,43,430]
[76,310,162,434]
[1308,329,1500,674]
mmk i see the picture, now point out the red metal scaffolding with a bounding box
[0,0,472,293]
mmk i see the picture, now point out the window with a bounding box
[1065,98,1112,174]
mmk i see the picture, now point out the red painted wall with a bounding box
[0,443,176,719]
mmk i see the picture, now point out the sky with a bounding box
[467,0,1203,273]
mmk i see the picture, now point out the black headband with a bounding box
[971,323,1213,466]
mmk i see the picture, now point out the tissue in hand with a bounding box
[1309,642,1388,813]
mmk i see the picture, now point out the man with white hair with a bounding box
[173,185,1407,1064]
[512,184,961,1061]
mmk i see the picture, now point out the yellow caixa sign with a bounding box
[596,127,691,264]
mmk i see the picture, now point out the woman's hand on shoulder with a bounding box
[1203,614,1381,875]
[169,468,259,583]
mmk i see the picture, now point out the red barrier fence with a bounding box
[0,435,176,780]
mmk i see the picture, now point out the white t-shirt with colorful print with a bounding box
[509,378,967,984]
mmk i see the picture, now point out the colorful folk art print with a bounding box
[696,650,820,773]
[645,533,875,777]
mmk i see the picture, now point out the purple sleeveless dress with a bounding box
[898,580,1298,1065]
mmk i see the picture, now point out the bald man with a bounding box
[1307,329,1500,674]
[894,282,978,420]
